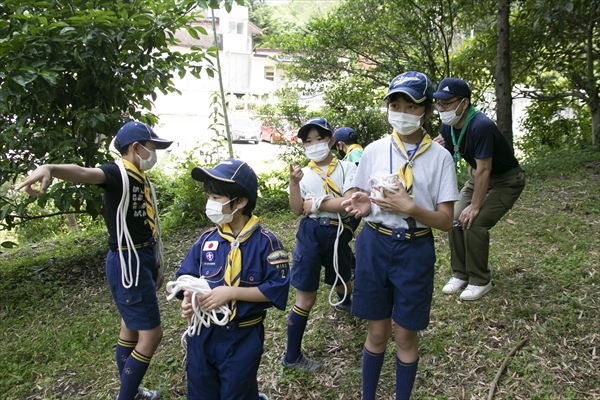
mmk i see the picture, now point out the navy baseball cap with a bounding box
[433,78,472,100]
[297,117,333,140]
[334,127,356,144]
[115,121,173,150]
[383,71,433,103]
[191,159,258,203]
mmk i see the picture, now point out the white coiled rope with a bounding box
[115,160,164,288]
[368,174,408,198]
[165,275,232,348]
[310,195,348,307]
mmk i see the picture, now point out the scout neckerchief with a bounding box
[450,105,481,172]
[308,156,342,198]
[344,144,363,160]
[217,215,262,319]
[122,159,157,238]
[390,131,432,195]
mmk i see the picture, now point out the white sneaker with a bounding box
[442,277,468,294]
[460,283,492,301]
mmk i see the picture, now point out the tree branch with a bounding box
[488,338,528,400]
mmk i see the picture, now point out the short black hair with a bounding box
[298,125,333,142]
[386,92,434,112]
[203,178,255,216]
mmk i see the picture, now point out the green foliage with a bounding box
[0,0,240,232]
[255,168,290,216]
[516,98,592,154]
[151,152,209,234]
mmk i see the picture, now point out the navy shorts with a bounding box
[186,323,264,399]
[291,217,354,292]
[106,246,161,331]
[351,223,435,331]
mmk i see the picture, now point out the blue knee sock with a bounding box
[362,347,385,400]
[396,356,419,400]
[116,338,137,379]
[118,349,152,400]
[284,305,309,363]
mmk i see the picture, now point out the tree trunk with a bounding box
[591,96,599,146]
[495,0,513,147]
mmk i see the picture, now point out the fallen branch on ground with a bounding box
[488,338,528,400]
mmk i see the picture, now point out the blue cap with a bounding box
[334,127,357,144]
[433,78,472,100]
[297,117,333,140]
[384,71,433,103]
[191,159,258,203]
[115,121,173,150]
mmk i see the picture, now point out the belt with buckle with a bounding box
[110,236,157,251]
[310,217,352,232]
[215,311,266,331]
[366,222,431,241]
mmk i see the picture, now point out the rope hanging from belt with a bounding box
[115,159,164,288]
[166,275,232,348]
[307,195,348,307]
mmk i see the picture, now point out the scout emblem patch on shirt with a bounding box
[267,250,289,267]
[202,240,218,263]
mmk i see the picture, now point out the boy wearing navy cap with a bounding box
[282,117,358,373]
[17,121,172,400]
[334,126,363,165]
[433,77,525,301]
[175,159,290,400]
[343,71,459,399]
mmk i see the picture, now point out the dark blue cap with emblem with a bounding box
[115,121,173,150]
[384,71,433,103]
[433,77,472,100]
[297,117,333,141]
[191,158,258,203]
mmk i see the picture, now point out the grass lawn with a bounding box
[1,149,599,399]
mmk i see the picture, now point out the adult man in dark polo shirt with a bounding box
[433,78,526,301]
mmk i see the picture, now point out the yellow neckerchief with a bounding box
[217,215,262,319]
[390,131,432,195]
[308,156,342,197]
[122,159,156,237]
[345,144,363,155]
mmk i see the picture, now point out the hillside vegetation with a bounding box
[1,148,599,399]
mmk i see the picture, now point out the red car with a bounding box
[260,121,298,144]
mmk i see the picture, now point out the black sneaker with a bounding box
[282,353,322,373]
[334,293,352,312]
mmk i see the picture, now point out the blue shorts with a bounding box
[351,223,435,331]
[186,322,264,400]
[106,246,161,331]
[291,217,354,292]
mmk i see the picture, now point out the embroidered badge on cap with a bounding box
[203,241,218,251]
[267,250,289,267]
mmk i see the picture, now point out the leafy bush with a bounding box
[516,98,592,154]
[255,168,290,216]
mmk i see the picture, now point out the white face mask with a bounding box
[136,144,158,171]
[205,198,238,225]
[439,99,466,126]
[305,142,331,162]
[388,111,424,136]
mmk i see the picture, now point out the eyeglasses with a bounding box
[436,98,463,111]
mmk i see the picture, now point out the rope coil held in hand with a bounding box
[166,275,232,348]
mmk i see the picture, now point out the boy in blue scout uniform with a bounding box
[283,118,358,373]
[343,72,459,399]
[175,159,290,400]
[16,121,172,400]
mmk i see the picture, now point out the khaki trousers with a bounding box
[449,166,526,285]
